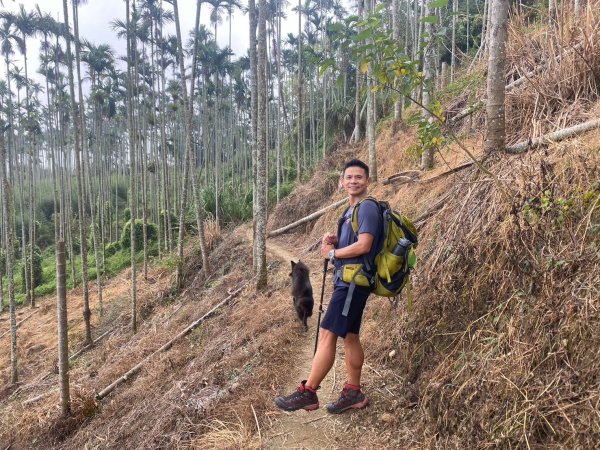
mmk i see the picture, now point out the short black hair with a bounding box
[343,159,369,177]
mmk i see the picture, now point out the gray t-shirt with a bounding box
[333,199,383,287]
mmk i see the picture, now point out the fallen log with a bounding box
[69,328,113,361]
[267,198,347,238]
[0,310,38,340]
[451,42,584,123]
[381,175,415,186]
[95,281,249,401]
[506,118,600,154]
[382,170,421,186]
[505,42,582,92]
[414,192,453,230]
[22,389,57,406]
[448,101,485,124]
[382,162,474,187]
[420,161,474,184]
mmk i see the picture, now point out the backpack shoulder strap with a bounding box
[350,196,380,236]
[336,205,351,239]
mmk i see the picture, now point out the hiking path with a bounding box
[256,226,360,450]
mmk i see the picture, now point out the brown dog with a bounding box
[290,261,314,331]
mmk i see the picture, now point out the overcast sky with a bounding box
[0,0,256,90]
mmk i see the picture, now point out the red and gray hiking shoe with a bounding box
[274,380,319,411]
[326,383,369,414]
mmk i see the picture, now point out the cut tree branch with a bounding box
[95,281,249,400]
[382,170,421,185]
[69,328,113,360]
[506,119,600,154]
[267,198,347,238]
[452,42,585,123]
[0,310,38,340]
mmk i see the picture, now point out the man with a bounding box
[275,159,383,413]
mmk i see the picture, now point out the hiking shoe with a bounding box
[274,380,319,411]
[326,383,369,414]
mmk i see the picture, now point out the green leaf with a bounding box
[327,22,344,33]
[420,15,439,24]
[354,29,372,42]
[319,58,335,76]
[360,60,369,73]
[429,0,449,8]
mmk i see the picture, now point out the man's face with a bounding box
[341,166,370,197]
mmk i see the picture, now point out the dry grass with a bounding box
[349,135,600,448]
[0,221,311,449]
[450,4,600,148]
[2,6,600,449]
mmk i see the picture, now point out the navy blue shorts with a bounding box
[321,284,371,338]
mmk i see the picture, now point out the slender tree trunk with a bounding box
[184,0,210,271]
[296,0,303,181]
[125,0,138,334]
[366,0,377,180]
[17,151,29,307]
[63,0,92,345]
[548,0,556,28]
[73,0,104,316]
[20,34,36,311]
[276,1,282,203]
[484,0,509,155]
[255,0,268,289]
[392,0,402,127]
[28,141,35,308]
[451,0,457,82]
[173,0,210,287]
[158,19,173,255]
[1,122,18,383]
[249,0,258,271]
[421,1,436,170]
[354,0,364,143]
[56,240,70,416]
[466,0,470,54]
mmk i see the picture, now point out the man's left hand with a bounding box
[321,243,334,260]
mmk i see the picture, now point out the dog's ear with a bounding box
[290,260,296,269]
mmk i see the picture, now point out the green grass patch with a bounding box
[439,68,486,102]
[1,241,165,310]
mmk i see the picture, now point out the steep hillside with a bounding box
[2,7,599,449]
[2,120,597,449]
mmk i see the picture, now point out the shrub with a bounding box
[36,279,57,297]
[104,241,121,257]
[202,183,253,224]
[120,219,158,249]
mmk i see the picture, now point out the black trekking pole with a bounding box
[313,259,329,356]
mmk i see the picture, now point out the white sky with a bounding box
[0,0,254,90]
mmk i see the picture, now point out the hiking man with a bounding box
[275,159,383,413]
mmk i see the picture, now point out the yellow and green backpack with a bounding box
[338,197,418,315]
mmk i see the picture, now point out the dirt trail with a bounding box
[256,226,351,450]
